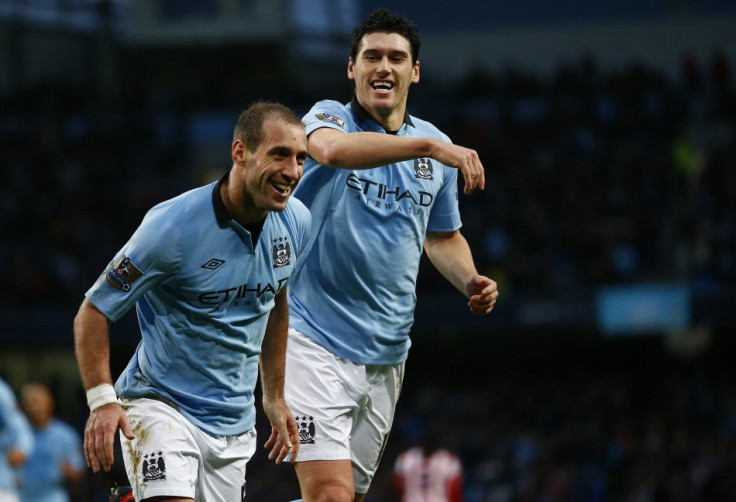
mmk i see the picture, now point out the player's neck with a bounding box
[376,108,405,133]
[360,99,406,133]
[220,176,267,227]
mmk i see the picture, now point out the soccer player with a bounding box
[284,9,499,502]
[394,429,463,502]
[73,101,311,501]
[17,382,86,502]
[0,376,34,502]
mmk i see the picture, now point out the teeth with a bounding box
[372,81,393,90]
[274,183,291,193]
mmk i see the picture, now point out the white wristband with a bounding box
[86,383,118,412]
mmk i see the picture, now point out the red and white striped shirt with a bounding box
[394,447,463,502]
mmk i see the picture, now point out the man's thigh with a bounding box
[294,459,355,500]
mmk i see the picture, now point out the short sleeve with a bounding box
[85,202,182,322]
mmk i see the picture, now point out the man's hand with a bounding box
[466,275,499,315]
[262,397,299,464]
[84,402,134,472]
[430,141,485,194]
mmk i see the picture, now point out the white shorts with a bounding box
[119,397,257,501]
[284,328,405,493]
[0,488,19,502]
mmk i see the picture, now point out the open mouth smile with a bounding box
[371,81,394,91]
[272,182,293,196]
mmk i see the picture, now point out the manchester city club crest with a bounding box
[272,237,291,268]
[414,158,434,180]
[142,451,166,482]
[296,415,316,444]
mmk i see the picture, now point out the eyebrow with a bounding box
[270,146,292,156]
[270,146,308,159]
[362,48,410,58]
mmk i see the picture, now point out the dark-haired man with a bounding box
[284,9,499,502]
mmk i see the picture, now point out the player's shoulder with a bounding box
[130,184,213,258]
[269,197,310,235]
[286,194,308,212]
[304,100,352,131]
[144,183,212,228]
[273,199,311,251]
[283,196,311,225]
[395,447,423,468]
[407,114,451,142]
[310,98,348,112]
[149,183,210,215]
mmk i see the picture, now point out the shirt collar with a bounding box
[350,95,414,130]
[211,171,231,226]
[211,171,269,238]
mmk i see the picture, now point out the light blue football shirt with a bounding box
[0,377,33,494]
[289,98,462,365]
[86,174,311,436]
[17,419,85,502]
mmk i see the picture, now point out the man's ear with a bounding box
[347,57,355,82]
[232,139,247,165]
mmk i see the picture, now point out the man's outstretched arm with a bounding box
[308,127,485,194]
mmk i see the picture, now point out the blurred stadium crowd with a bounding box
[377,349,736,502]
[1,52,734,311]
[2,45,736,500]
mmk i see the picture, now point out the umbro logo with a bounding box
[201,258,225,270]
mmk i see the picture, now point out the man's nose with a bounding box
[283,158,302,179]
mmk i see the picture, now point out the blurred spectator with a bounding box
[2,51,736,501]
[4,54,734,311]
[0,377,34,502]
[17,382,86,502]
[394,424,463,502]
[374,341,736,502]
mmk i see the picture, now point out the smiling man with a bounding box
[284,9,500,502]
[73,101,311,501]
